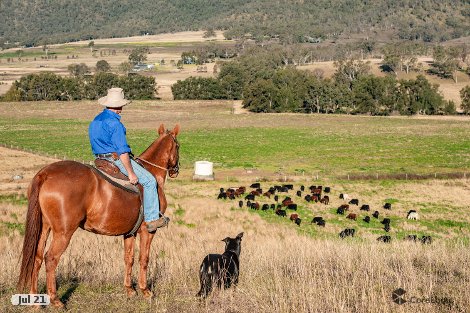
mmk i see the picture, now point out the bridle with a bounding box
[136,131,180,178]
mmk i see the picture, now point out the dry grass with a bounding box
[1,177,470,312]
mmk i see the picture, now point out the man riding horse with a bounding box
[88,88,168,232]
[18,88,180,306]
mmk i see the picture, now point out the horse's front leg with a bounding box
[138,228,155,298]
[123,234,137,297]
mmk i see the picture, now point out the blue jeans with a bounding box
[113,158,160,222]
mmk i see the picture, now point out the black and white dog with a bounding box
[197,232,244,298]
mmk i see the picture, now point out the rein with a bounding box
[136,157,169,172]
[135,130,180,178]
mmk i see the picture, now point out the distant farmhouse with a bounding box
[132,63,155,72]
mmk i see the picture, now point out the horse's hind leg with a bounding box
[44,230,75,308]
[138,229,155,298]
[30,221,51,295]
[123,234,137,297]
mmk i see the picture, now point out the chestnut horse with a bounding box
[18,124,180,307]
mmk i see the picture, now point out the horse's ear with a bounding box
[158,124,165,136]
[222,237,230,243]
[236,232,244,240]
[172,124,180,136]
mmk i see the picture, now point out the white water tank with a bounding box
[193,161,214,180]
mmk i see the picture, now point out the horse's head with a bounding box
[158,124,180,178]
[138,124,180,178]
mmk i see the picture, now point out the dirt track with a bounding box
[0,147,58,194]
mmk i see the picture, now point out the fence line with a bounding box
[1,143,469,181]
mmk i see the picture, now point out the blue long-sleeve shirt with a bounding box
[89,109,131,155]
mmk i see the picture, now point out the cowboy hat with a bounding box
[98,88,131,108]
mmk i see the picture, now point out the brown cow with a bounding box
[320,196,329,205]
[346,213,357,220]
[290,213,299,221]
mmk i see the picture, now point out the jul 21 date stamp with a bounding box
[11,294,50,306]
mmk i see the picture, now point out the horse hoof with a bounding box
[125,286,137,298]
[141,288,153,299]
[51,299,64,308]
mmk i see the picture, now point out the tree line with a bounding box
[1,72,156,102]
[172,46,470,115]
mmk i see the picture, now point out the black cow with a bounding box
[317,220,326,227]
[337,207,345,215]
[287,203,298,211]
[270,204,275,210]
[312,217,323,224]
[245,194,255,201]
[339,228,355,239]
[250,202,259,210]
[275,209,286,217]
[217,192,227,200]
[324,187,331,193]
[360,204,370,211]
[405,235,417,242]
[295,218,301,226]
[261,204,269,211]
[384,224,390,232]
[238,200,243,208]
[280,187,289,192]
[246,200,251,207]
[283,184,294,190]
[349,199,359,206]
[381,218,391,225]
[250,183,261,189]
[304,195,312,202]
[372,211,379,219]
[296,191,302,197]
[377,235,391,243]
[363,216,370,223]
[300,185,305,191]
[384,203,392,210]
[274,195,279,202]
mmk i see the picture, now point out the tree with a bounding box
[88,41,95,52]
[42,44,48,57]
[120,75,156,100]
[333,59,371,89]
[460,86,470,114]
[67,63,90,77]
[203,29,216,38]
[171,77,223,100]
[242,79,278,112]
[118,62,132,74]
[96,60,111,73]
[128,47,148,65]
[396,75,445,115]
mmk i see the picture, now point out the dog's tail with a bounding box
[196,262,212,298]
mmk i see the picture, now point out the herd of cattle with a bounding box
[216,183,432,244]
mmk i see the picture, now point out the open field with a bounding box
[0,101,470,311]
[0,100,469,177]
[0,31,229,100]
[1,31,469,104]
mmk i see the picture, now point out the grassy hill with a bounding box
[1,0,469,46]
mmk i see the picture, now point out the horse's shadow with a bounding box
[39,276,80,306]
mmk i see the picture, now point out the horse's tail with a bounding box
[18,173,45,291]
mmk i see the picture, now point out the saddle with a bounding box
[92,159,143,235]
[93,158,140,194]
